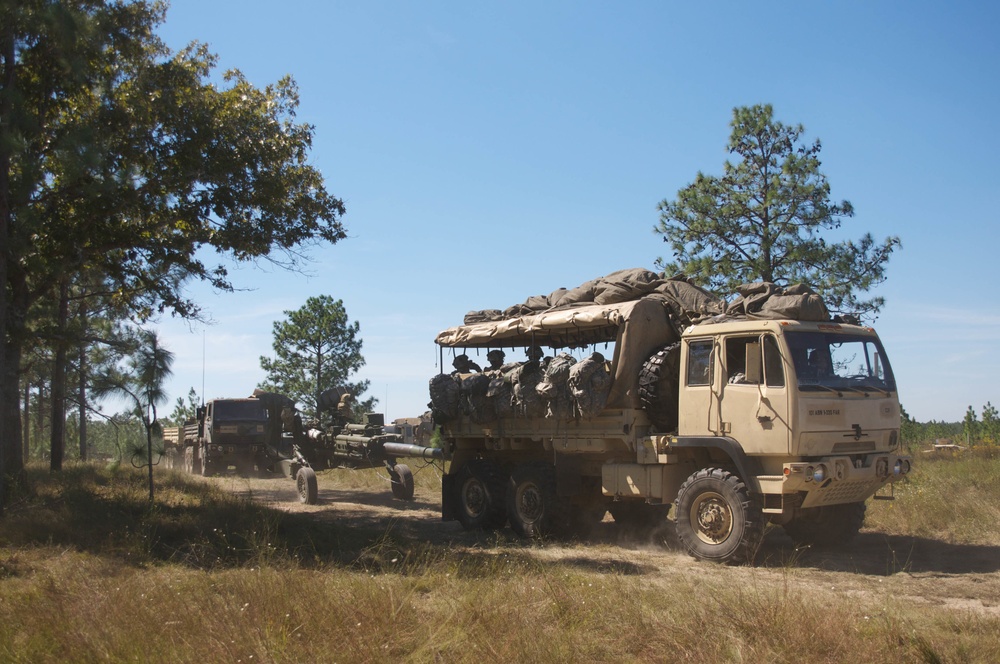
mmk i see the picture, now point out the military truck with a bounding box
[162,397,271,477]
[429,269,911,564]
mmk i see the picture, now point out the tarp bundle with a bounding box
[727,282,829,321]
[461,268,725,334]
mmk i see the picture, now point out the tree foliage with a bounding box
[655,104,900,318]
[258,296,370,418]
[91,328,173,499]
[0,1,347,500]
[165,387,200,427]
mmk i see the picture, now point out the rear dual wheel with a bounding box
[454,460,507,530]
[506,463,568,538]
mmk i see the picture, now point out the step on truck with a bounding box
[429,268,911,564]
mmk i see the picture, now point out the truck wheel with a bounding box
[674,468,763,565]
[296,467,318,504]
[783,502,866,547]
[183,448,194,474]
[454,460,507,530]
[638,343,681,432]
[201,457,214,477]
[506,463,566,538]
[390,464,415,501]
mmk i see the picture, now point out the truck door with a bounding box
[718,334,790,455]
[678,338,719,436]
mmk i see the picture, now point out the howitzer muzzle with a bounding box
[380,442,445,460]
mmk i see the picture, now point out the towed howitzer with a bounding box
[253,389,444,505]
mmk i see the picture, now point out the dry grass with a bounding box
[0,459,998,663]
[866,447,1000,544]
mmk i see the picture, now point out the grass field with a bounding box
[1,451,998,663]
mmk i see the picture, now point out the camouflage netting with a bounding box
[432,268,834,421]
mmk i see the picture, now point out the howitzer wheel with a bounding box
[390,464,415,501]
[296,467,318,504]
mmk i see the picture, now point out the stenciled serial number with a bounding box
[809,409,841,416]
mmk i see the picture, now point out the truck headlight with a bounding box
[812,464,827,483]
[893,459,903,476]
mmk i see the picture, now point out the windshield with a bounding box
[213,400,269,422]
[785,331,896,393]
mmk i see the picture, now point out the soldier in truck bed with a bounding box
[452,354,482,374]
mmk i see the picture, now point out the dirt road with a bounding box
[218,472,1000,618]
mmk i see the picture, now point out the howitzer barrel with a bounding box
[381,442,445,460]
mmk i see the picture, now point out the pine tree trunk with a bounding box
[50,280,69,471]
[78,302,88,461]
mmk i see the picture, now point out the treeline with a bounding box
[901,403,999,448]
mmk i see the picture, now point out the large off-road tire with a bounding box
[201,450,216,477]
[296,467,318,505]
[783,502,866,547]
[506,462,567,538]
[390,464,415,501]
[638,343,681,432]
[609,501,670,530]
[674,468,764,565]
[454,460,508,530]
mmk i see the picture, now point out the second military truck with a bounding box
[429,269,911,564]
[163,397,271,476]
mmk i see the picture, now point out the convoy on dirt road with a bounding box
[167,268,910,565]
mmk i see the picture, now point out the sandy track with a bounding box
[216,473,1000,617]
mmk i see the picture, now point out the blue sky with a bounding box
[152,1,999,423]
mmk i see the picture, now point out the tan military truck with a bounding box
[430,269,910,564]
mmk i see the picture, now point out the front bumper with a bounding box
[758,453,912,510]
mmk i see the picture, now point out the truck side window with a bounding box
[764,335,785,388]
[724,336,760,384]
[687,340,714,386]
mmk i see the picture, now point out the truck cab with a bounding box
[198,398,270,476]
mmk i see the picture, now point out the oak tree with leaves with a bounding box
[0,1,346,509]
[655,104,899,318]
